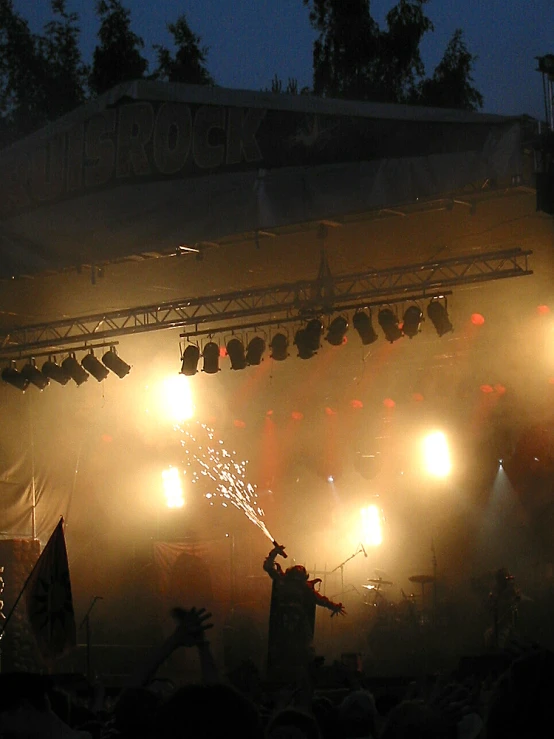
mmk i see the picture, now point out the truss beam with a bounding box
[0,248,532,358]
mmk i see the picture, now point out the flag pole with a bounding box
[28,394,37,540]
[0,518,62,643]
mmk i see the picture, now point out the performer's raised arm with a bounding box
[263,542,287,580]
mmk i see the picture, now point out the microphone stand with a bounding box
[79,596,103,683]
[331,547,365,593]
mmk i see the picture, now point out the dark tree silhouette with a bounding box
[305,0,381,100]
[266,74,311,95]
[0,0,87,147]
[381,0,434,103]
[40,0,88,116]
[89,0,148,96]
[302,0,483,109]
[414,29,483,111]
[152,14,213,85]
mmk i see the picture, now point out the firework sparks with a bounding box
[180,422,275,543]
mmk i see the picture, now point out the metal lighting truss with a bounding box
[0,247,532,359]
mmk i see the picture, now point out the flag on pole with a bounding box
[26,517,76,664]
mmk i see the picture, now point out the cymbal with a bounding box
[409,574,435,584]
[367,578,393,585]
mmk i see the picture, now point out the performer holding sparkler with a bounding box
[263,541,345,684]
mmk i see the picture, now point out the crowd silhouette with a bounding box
[0,555,550,738]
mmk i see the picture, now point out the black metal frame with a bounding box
[0,247,532,359]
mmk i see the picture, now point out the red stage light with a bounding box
[219,346,228,357]
[412,393,424,402]
[350,399,363,409]
[471,313,485,325]
[291,411,303,421]
[538,305,550,315]
[383,398,395,408]
[266,409,274,416]
[233,419,246,428]
[480,384,494,393]
[325,407,337,416]
[494,384,506,395]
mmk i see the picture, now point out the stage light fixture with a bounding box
[202,342,220,374]
[226,338,247,370]
[246,336,266,365]
[402,305,423,339]
[305,318,323,351]
[21,360,49,390]
[81,351,109,382]
[378,308,403,343]
[422,430,452,477]
[270,333,289,361]
[352,311,378,345]
[102,346,131,378]
[1,364,29,391]
[62,354,89,386]
[41,357,70,385]
[294,328,316,359]
[427,299,453,337]
[325,315,349,346]
[180,345,200,376]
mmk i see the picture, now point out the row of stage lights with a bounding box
[181,299,453,375]
[1,347,131,392]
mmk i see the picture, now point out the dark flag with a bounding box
[26,518,76,664]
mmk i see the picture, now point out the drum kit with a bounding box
[362,573,436,629]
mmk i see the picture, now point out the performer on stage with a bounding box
[263,542,345,684]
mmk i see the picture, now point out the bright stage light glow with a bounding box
[422,431,452,478]
[360,505,383,547]
[163,374,194,423]
[162,466,185,508]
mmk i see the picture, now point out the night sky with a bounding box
[11,0,553,121]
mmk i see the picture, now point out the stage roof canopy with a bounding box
[0,80,525,280]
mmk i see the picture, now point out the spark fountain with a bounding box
[180,422,285,555]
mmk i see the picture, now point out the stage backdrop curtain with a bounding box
[153,538,233,613]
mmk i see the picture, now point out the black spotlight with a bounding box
[203,342,220,374]
[180,345,200,376]
[427,300,453,337]
[246,336,266,365]
[270,333,289,361]
[325,315,349,346]
[226,338,247,370]
[1,365,29,391]
[21,360,49,390]
[81,351,109,382]
[62,354,89,386]
[352,311,378,345]
[378,308,403,343]
[305,318,323,351]
[41,358,70,385]
[402,305,423,339]
[102,346,131,378]
[294,328,316,359]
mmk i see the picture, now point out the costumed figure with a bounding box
[263,541,345,684]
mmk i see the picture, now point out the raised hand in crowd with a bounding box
[169,606,214,648]
[130,605,218,688]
